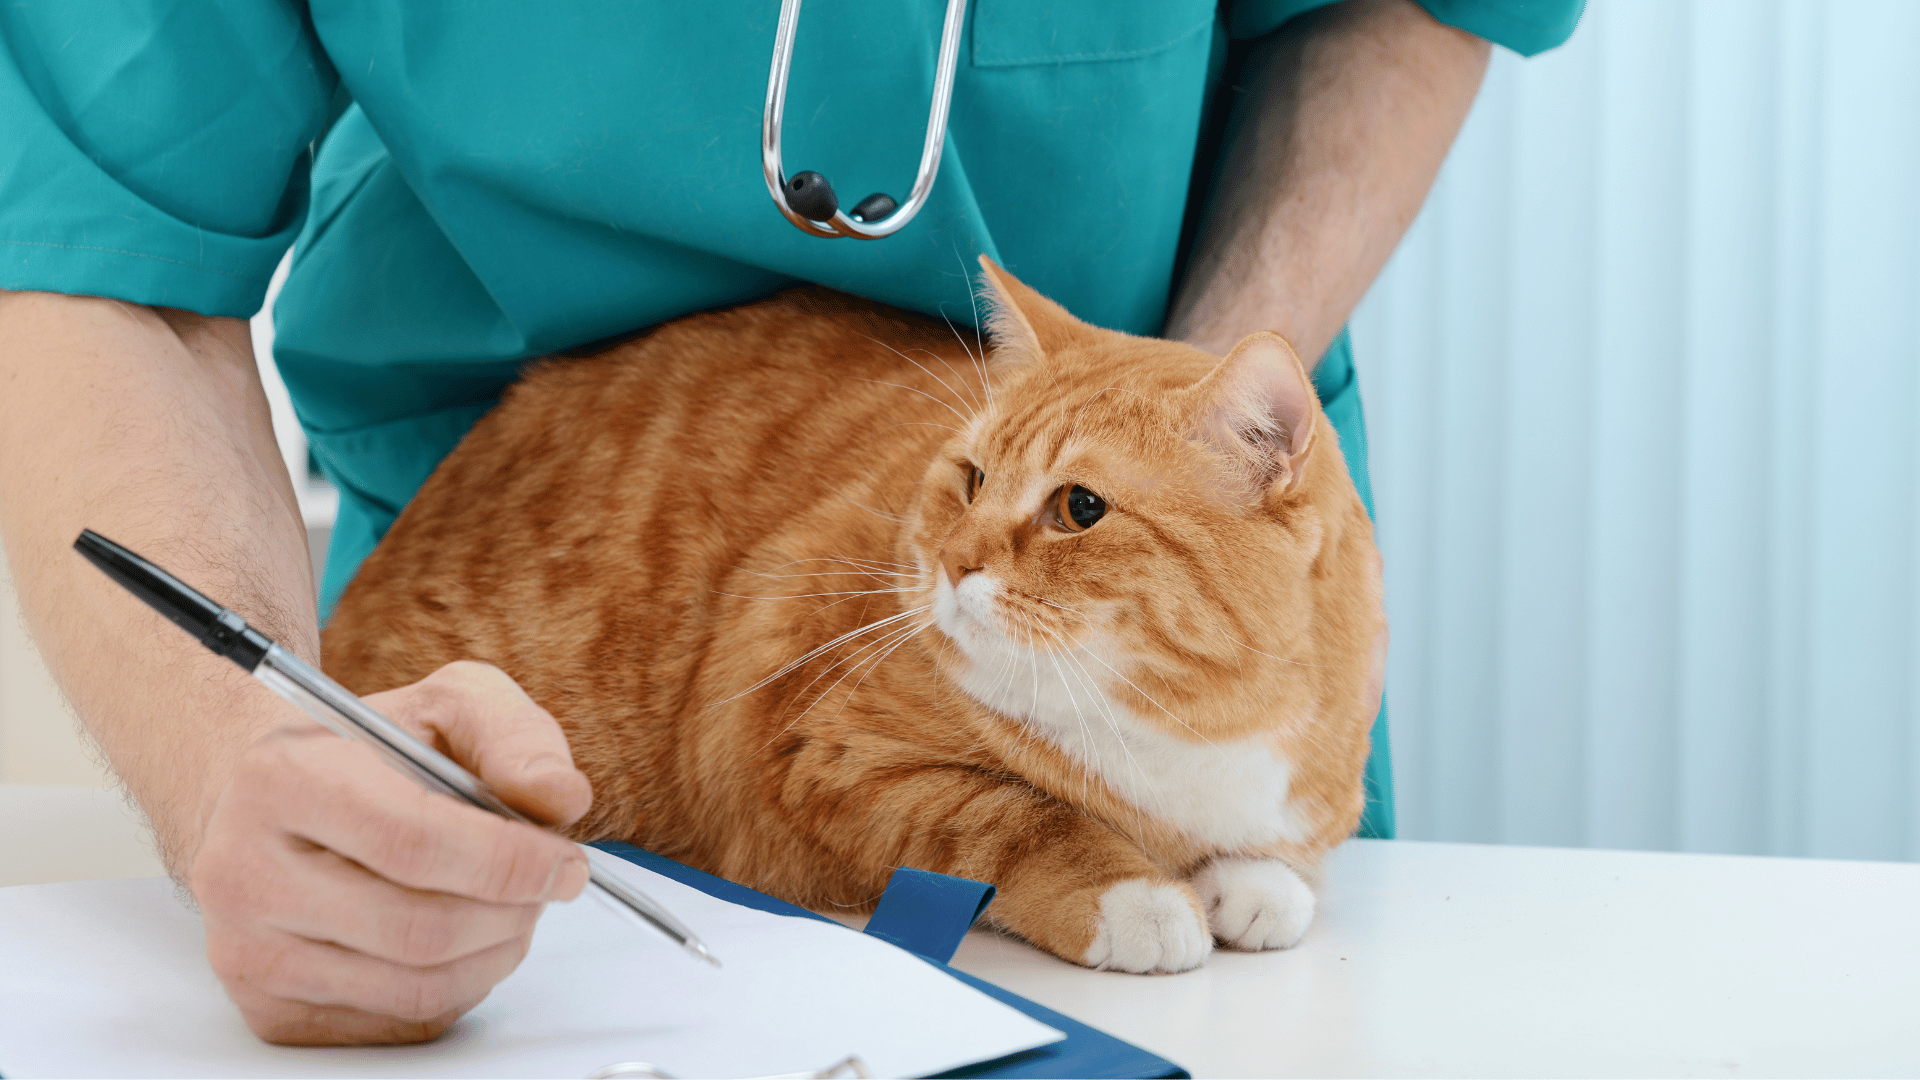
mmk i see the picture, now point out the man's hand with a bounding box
[0,291,588,1046]
[191,661,593,1044]
[1165,0,1491,361]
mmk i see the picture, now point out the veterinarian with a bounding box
[0,0,1579,1046]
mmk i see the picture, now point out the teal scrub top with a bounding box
[0,0,1582,842]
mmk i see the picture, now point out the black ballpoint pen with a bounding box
[73,528,718,967]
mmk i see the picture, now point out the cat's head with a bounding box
[903,259,1385,752]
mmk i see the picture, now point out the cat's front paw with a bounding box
[1191,857,1315,950]
[1082,878,1212,973]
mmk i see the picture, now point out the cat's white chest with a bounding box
[939,580,1308,850]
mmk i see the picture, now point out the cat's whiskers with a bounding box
[1029,595,1085,615]
[1008,590,1216,748]
[720,585,925,621]
[994,609,1048,761]
[1033,618,1164,834]
[916,348,987,418]
[763,615,936,751]
[708,604,930,707]
[943,245,994,412]
[881,421,965,437]
[823,615,933,725]
[851,377,973,427]
[858,336,978,423]
[816,555,919,570]
[1071,645,1216,748]
[735,568,914,583]
[827,487,909,524]
[749,556,919,580]
[1037,626,1106,814]
[958,265,994,412]
[1224,633,1318,668]
[865,335,977,416]
[757,615,931,751]
[937,313,993,414]
[978,613,1043,757]
[716,587,919,601]
[998,607,1078,797]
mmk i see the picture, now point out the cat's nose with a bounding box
[940,546,983,589]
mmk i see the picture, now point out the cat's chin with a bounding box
[933,575,1042,722]
[936,585,1118,731]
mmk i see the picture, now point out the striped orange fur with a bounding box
[322,260,1385,972]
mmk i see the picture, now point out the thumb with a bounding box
[368,660,594,828]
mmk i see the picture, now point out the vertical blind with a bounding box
[1352,0,1919,862]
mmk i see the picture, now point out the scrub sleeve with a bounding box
[0,2,336,316]
[2,0,1584,845]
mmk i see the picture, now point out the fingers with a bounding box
[204,908,531,1042]
[231,997,465,1048]
[263,844,544,967]
[234,726,588,904]
[368,661,593,828]
[190,660,597,1045]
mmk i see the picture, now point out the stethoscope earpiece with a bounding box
[785,172,839,222]
[783,173,898,226]
[850,192,898,224]
[762,0,966,239]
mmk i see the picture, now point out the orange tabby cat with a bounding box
[323,259,1384,973]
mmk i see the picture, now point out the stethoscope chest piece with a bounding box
[762,0,967,239]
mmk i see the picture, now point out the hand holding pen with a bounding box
[73,530,714,1046]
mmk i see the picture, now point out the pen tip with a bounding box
[691,942,721,968]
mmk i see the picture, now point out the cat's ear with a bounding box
[976,255,1095,366]
[1193,331,1318,498]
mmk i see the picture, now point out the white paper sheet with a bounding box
[0,850,1061,1079]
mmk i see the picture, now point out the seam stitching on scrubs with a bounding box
[0,240,261,282]
[972,15,1213,67]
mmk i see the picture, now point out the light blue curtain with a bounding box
[1353,0,1920,862]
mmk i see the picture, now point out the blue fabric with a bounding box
[864,867,998,965]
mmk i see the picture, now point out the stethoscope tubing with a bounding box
[762,0,968,239]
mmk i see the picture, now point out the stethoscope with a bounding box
[762,0,968,239]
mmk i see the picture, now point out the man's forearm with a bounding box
[0,291,317,873]
[1165,0,1490,361]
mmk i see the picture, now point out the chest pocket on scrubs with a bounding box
[969,0,1216,66]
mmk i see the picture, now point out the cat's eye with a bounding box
[966,466,985,502]
[1056,485,1106,532]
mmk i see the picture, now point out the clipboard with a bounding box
[592,843,1189,1080]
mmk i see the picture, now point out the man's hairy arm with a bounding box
[0,293,312,850]
[1166,0,1490,360]
[0,291,592,1044]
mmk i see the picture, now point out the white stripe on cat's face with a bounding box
[933,570,1311,851]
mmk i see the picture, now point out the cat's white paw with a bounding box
[1191,857,1315,950]
[1082,878,1212,973]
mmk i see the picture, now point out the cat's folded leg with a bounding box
[1190,856,1316,951]
[981,832,1213,974]
[795,756,1213,973]
[930,810,1213,973]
